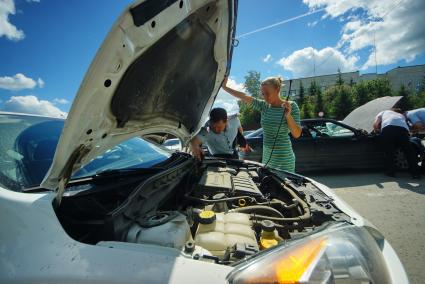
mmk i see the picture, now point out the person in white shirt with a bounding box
[406,107,425,132]
[373,108,420,178]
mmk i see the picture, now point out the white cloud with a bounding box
[0,0,40,41]
[213,78,245,115]
[53,98,69,105]
[0,0,24,40]
[0,73,44,90]
[37,78,45,88]
[262,54,272,63]
[303,0,425,68]
[2,95,67,118]
[0,73,36,90]
[277,47,358,77]
[307,20,318,27]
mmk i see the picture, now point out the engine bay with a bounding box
[57,156,349,265]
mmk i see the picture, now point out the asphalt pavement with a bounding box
[310,172,425,284]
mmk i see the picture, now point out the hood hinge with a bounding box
[54,144,90,207]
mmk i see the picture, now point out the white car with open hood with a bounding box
[0,0,409,283]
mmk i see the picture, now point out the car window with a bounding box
[305,121,354,138]
[324,122,354,137]
[163,139,179,146]
[0,114,172,191]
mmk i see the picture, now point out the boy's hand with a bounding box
[240,144,252,153]
[191,145,204,161]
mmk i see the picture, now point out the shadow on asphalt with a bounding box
[308,169,425,194]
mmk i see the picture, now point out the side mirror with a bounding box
[354,129,367,137]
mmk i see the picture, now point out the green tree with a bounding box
[407,76,425,109]
[330,85,354,119]
[307,81,324,117]
[396,84,413,111]
[298,81,305,106]
[412,91,425,108]
[336,68,344,86]
[244,71,261,98]
[239,106,261,129]
[298,81,312,118]
[301,98,314,118]
[367,78,392,100]
[315,91,324,117]
[308,80,319,97]
[353,81,370,107]
[420,76,425,93]
[239,70,261,129]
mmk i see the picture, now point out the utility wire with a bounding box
[379,0,407,19]
[236,8,325,39]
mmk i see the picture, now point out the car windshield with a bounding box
[163,139,180,146]
[0,114,172,191]
[310,122,354,137]
[325,122,354,137]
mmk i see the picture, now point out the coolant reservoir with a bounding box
[194,211,258,256]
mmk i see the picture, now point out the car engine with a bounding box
[57,157,349,265]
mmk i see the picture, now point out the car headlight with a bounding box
[227,224,392,284]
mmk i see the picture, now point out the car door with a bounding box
[291,124,319,172]
[356,132,386,169]
[304,120,367,171]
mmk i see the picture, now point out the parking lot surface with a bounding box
[311,172,425,284]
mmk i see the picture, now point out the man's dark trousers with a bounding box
[380,125,419,176]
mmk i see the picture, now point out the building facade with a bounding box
[282,64,425,99]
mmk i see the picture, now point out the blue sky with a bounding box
[0,0,424,116]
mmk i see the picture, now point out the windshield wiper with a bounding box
[21,185,53,193]
[92,167,166,179]
[21,167,167,193]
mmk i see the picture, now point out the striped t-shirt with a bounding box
[251,98,301,172]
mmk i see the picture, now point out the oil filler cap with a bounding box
[198,210,216,224]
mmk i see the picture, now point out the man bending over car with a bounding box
[190,108,250,160]
[406,107,425,133]
[373,108,420,179]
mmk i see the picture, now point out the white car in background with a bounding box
[0,0,408,283]
[163,138,182,151]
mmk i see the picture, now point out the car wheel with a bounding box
[394,149,408,170]
[393,148,420,170]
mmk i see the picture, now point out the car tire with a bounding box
[393,148,420,170]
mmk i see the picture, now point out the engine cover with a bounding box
[197,167,263,197]
[198,167,233,194]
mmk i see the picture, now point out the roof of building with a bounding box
[285,64,425,82]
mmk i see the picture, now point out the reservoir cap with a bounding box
[198,210,216,224]
[261,220,276,232]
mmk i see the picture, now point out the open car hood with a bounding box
[41,0,237,197]
[342,96,403,133]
